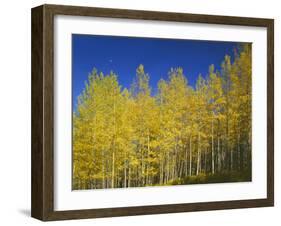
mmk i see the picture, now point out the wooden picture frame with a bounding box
[31,4,274,221]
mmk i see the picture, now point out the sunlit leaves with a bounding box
[73,44,252,189]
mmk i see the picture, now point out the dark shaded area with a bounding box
[166,169,252,186]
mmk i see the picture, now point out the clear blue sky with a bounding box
[72,34,239,108]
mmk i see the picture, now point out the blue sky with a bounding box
[72,34,239,108]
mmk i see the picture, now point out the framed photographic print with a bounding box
[31,4,274,221]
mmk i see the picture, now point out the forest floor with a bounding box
[157,170,252,186]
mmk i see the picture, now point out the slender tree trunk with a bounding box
[189,136,192,176]
[204,149,207,173]
[237,132,240,171]
[102,153,105,188]
[166,152,170,183]
[111,153,115,188]
[141,144,144,186]
[128,164,131,187]
[185,144,188,176]
[173,142,177,179]
[124,159,127,188]
[160,156,164,184]
[218,137,221,172]
[230,148,233,171]
[105,160,108,188]
[212,118,215,174]
[147,131,150,185]
[196,132,201,175]
[248,130,252,169]
[112,93,116,188]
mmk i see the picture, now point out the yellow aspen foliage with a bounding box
[73,44,252,189]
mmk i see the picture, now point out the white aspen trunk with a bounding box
[102,152,105,189]
[124,159,127,188]
[166,152,170,183]
[230,148,233,171]
[160,157,164,185]
[189,136,192,176]
[173,142,177,180]
[185,144,188,176]
[218,137,221,172]
[248,130,252,168]
[111,151,115,188]
[112,90,116,188]
[204,149,207,173]
[212,118,215,174]
[196,132,201,175]
[128,165,131,188]
[147,131,150,185]
[237,132,240,170]
[141,145,144,186]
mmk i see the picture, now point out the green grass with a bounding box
[166,170,252,186]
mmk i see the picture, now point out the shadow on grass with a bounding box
[165,170,252,186]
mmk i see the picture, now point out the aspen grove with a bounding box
[73,44,252,190]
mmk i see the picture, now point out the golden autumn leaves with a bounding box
[73,44,252,190]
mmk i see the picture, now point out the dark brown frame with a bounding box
[31,4,274,221]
